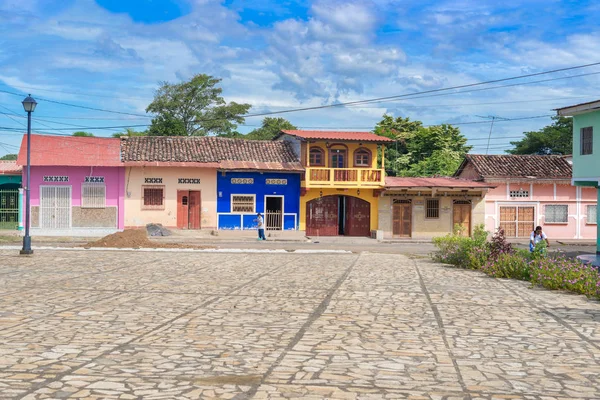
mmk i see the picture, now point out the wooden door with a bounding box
[345,196,371,237]
[453,202,471,237]
[517,206,534,237]
[188,191,201,229]
[177,191,189,229]
[306,196,338,236]
[392,203,411,237]
[499,206,516,237]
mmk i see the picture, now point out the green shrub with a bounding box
[530,256,600,298]
[481,252,531,280]
[432,224,488,269]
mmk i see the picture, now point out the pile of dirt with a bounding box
[83,229,211,249]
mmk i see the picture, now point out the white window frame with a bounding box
[81,183,106,209]
[545,204,569,224]
[231,194,256,214]
[587,205,597,225]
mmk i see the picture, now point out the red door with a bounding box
[345,197,371,237]
[177,191,189,229]
[188,191,201,229]
[306,196,339,236]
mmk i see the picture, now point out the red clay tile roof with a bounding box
[385,176,495,189]
[121,136,303,171]
[279,130,394,143]
[17,135,121,167]
[459,154,572,179]
[0,160,21,175]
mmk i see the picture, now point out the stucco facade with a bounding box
[124,166,218,229]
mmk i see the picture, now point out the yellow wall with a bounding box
[378,194,486,239]
[124,166,217,229]
[299,188,379,232]
[305,141,379,170]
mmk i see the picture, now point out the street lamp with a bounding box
[20,94,37,255]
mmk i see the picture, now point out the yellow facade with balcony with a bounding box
[275,130,393,236]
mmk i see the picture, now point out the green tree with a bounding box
[112,127,147,138]
[374,115,423,174]
[146,74,251,136]
[72,131,94,137]
[0,154,17,160]
[246,117,297,140]
[507,116,573,155]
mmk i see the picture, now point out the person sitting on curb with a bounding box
[530,225,549,252]
[256,213,266,241]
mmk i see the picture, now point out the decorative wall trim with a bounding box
[144,177,162,184]
[231,178,254,184]
[43,176,69,182]
[84,176,105,183]
[178,178,201,184]
[266,178,287,185]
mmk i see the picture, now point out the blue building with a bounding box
[217,171,301,230]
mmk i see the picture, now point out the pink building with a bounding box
[17,135,125,236]
[455,155,597,240]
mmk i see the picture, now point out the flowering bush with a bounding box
[530,256,600,298]
[432,224,488,269]
[481,252,530,280]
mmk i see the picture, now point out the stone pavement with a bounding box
[0,250,600,399]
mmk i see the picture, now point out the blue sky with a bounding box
[1,0,600,156]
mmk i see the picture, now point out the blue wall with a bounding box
[217,171,301,230]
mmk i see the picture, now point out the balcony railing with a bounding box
[304,167,384,188]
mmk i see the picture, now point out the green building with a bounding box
[557,101,600,265]
[0,160,22,230]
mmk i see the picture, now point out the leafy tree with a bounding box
[507,116,573,155]
[374,115,471,176]
[72,131,94,137]
[112,127,147,138]
[146,74,251,136]
[0,154,17,160]
[246,117,297,140]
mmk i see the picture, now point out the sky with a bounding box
[1,0,600,156]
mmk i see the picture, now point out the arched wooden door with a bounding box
[345,197,371,237]
[306,196,339,236]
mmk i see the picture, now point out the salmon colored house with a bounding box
[275,130,393,236]
[16,135,125,236]
[455,154,597,240]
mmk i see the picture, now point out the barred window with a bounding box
[81,184,106,208]
[581,127,593,155]
[587,205,597,224]
[545,204,568,223]
[142,185,165,210]
[426,199,439,219]
[232,195,255,213]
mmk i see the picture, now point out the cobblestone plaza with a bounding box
[1,250,600,399]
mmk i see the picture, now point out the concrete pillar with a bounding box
[18,187,23,231]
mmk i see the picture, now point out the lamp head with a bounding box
[22,94,37,113]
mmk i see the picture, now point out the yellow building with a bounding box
[275,130,393,236]
[378,177,495,239]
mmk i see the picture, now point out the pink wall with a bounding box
[24,166,125,229]
[483,182,597,240]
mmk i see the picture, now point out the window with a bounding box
[581,127,593,155]
[588,205,597,224]
[309,147,324,166]
[232,195,255,213]
[81,183,106,208]
[426,199,439,219]
[510,190,529,198]
[545,204,568,223]
[142,186,165,210]
[354,148,371,167]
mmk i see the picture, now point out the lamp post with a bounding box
[20,94,37,255]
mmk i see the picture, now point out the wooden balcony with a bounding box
[304,167,385,188]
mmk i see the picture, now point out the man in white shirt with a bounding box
[256,213,266,241]
[530,225,549,252]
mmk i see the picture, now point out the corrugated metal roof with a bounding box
[16,135,121,167]
[385,176,495,188]
[280,130,394,142]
